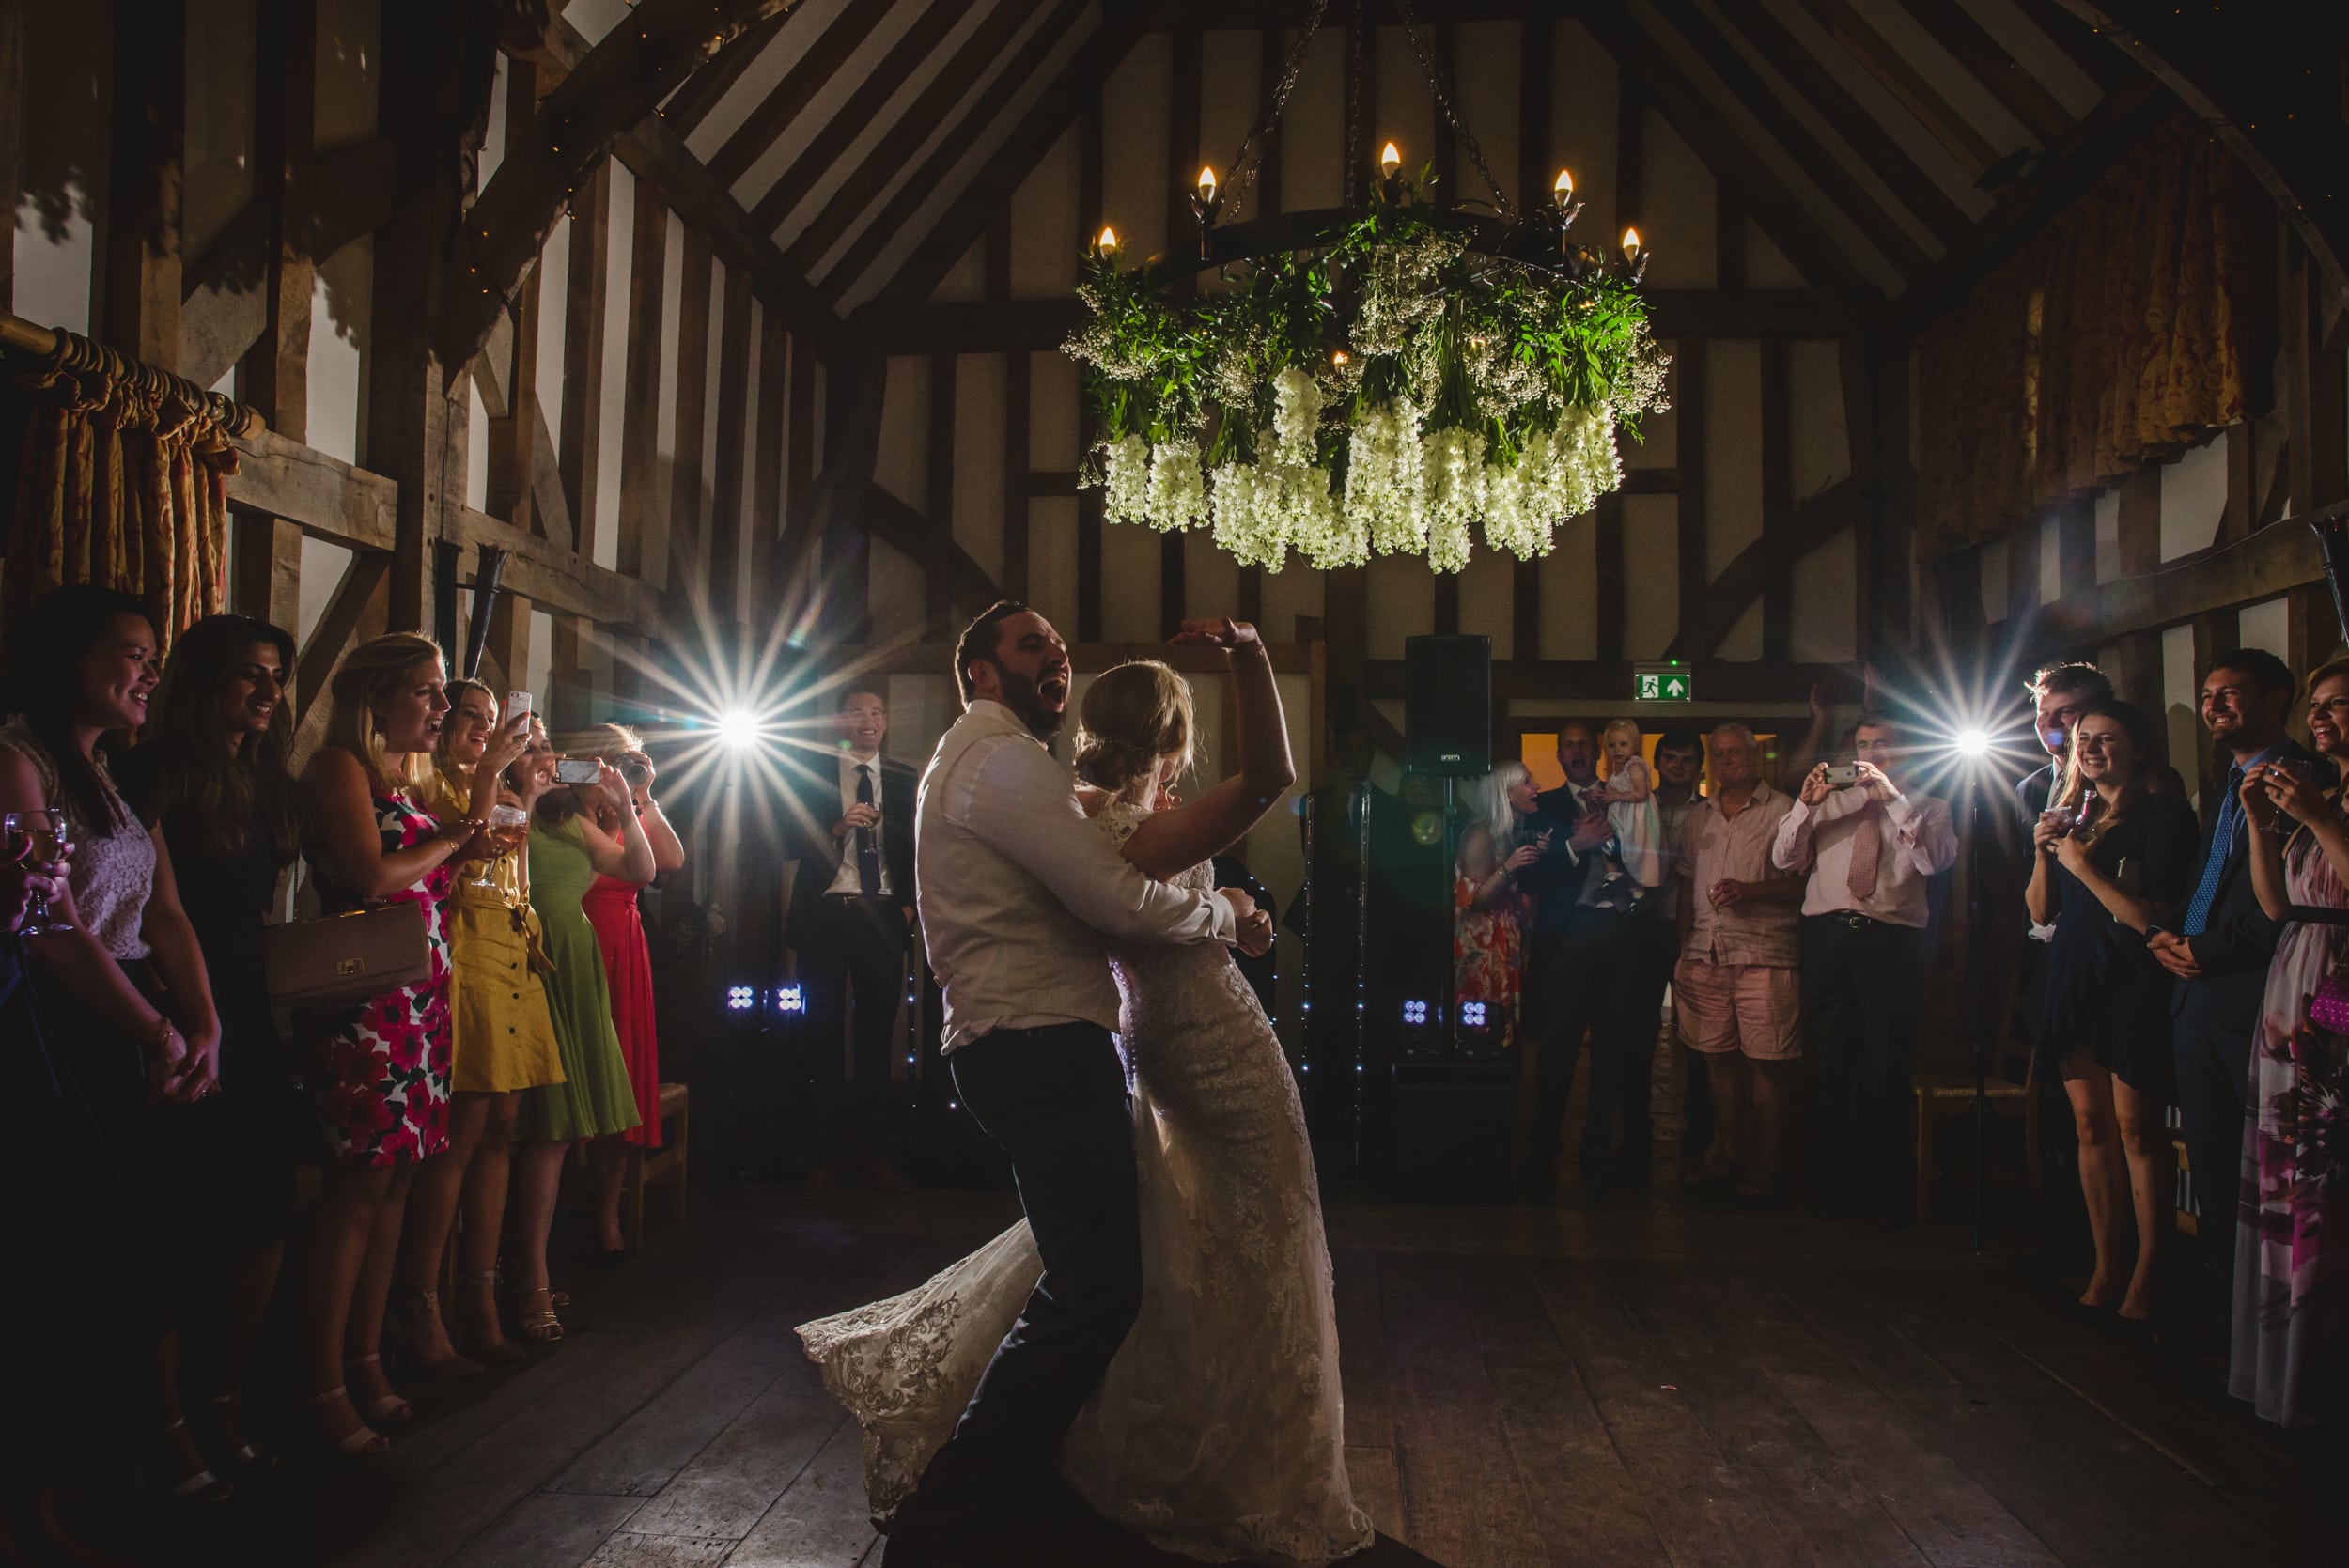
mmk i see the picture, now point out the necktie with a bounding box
[1846,800,1883,902]
[855,763,882,895]
[2182,765,2245,936]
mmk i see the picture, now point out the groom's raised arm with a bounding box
[962,737,1238,946]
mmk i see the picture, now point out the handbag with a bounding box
[2294,901,2349,1035]
[264,903,431,1008]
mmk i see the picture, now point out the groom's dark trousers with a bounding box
[902,1021,1143,1524]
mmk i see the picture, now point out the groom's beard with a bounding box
[993,667,1066,740]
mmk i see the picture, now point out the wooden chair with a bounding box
[621,1081,691,1251]
[1912,1056,2041,1224]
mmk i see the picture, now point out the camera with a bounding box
[1822,763,1859,788]
[621,759,652,788]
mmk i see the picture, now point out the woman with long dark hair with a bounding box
[0,586,228,1504]
[114,613,306,1476]
[293,632,476,1454]
[2025,697,2197,1324]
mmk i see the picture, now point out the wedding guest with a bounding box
[2149,649,2310,1299]
[1455,762,1540,1041]
[0,586,229,1503]
[2233,658,2349,1425]
[2015,662,2112,829]
[1673,725,1803,1198]
[1772,716,1958,1219]
[115,613,307,1477]
[388,680,557,1371]
[2025,700,2196,1322]
[573,722,685,1234]
[509,723,651,1332]
[1650,730,1714,1174]
[295,632,474,1454]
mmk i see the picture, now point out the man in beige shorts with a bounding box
[1673,723,1806,1198]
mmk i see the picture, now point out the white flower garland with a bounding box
[1142,440,1207,532]
[1101,434,1150,529]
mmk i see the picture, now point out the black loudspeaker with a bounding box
[1404,634,1492,775]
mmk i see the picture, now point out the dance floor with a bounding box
[227,1178,2333,1568]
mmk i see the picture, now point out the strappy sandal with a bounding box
[207,1392,275,1474]
[515,1285,566,1343]
[459,1271,528,1364]
[155,1419,232,1504]
[387,1285,485,1378]
[346,1354,412,1423]
[304,1387,389,1456]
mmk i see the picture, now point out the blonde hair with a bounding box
[428,677,497,812]
[558,722,645,761]
[322,632,443,794]
[1073,660,1194,802]
[1478,760,1532,849]
[1598,718,1643,778]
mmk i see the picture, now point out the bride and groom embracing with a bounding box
[798,602,1374,1568]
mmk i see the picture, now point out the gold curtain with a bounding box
[1916,115,2248,558]
[5,331,241,651]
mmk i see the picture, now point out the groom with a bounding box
[888,601,1265,1563]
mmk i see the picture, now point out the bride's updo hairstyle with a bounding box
[1073,660,1194,802]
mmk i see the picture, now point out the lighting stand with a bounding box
[2308,502,2349,644]
[1968,768,1993,1252]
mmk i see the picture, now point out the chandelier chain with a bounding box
[1221,0,1336,211]
[1391,0,1515,220]
[1344,0,1367,203]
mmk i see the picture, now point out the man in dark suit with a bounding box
[787,686,919,1188]
[1514,720,1661,1203]
[2148,648,2308,1296]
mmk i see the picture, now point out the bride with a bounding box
[799,619,1372,1566]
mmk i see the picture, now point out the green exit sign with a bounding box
[1635,669,1693,702]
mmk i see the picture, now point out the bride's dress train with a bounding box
[799,804,1372,1565]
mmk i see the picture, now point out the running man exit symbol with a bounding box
[1635,671,1693,702]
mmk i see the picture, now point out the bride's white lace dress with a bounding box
[798,802,1373,1565]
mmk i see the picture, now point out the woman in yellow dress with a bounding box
[388,680,567,1365]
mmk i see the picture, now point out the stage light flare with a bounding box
[1953,727,1993,758]
[715,708,763,750]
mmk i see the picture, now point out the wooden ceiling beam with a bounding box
[2010,0,2132,92]
[1792,0,2001,176]
[818,0,1092,303]
[450,0,800,375]
[1648,0,1928,279]
[1708,0,1971,246]
[1575,4,1875,296]
[879,0,1156,306]
[661,6,794,142]
[1891,0,2076,147]
[744,1,966,236]
[787,0,1053,279]
[704,0,897,189]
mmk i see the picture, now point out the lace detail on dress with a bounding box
[800,800,1371,1565]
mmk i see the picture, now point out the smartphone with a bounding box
[1823,763,1859,787]
[553,757,601,785]
[505,690,533,722]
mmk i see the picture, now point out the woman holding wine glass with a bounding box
[388,680,566,1371]
[0,586,230,1508]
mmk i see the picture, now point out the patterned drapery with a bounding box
[4,331,242,650]
[1916,115,2248,558]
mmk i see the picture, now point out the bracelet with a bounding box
[146,1016,179,1058]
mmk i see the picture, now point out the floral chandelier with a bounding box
[1066,0,1671,576]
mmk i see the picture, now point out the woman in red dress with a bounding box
[569,725,685,1255]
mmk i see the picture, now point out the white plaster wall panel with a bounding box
[477,54,506,190]
[736,299,763,624]
[1457,545,1516,654]
[875,355,931,512]
[1102,514,1162,640]
[1259,561,1327,645]
[1373,26,1436,195]
[528,608,555,706]
[1626,390,1677,469]
[1788,339,1849,502]
[2093,486,2121,582]
[698,255,725,541]
[1538,510,1600,660]
[1844,0,2032,153]
[1704,338,1764,579]
[683,0,854,163]
[1030,351,1079,470]
[2237,596,2290,662]
[2037,512,2061,607]
[650,211,687,590]
[315,0,381,153]
[562,0,632,47]
[1979,536,2009,623]
[1965,0,2104,116]
[593,163,636,571]
[466,381,490,511]
[2160,621,2199,811]
[297,538,354,646]
[930,240,988,303]
[1789,523,1857,662]
[1718,598,1763,661]
[1553,23,1619,244]
[1366,556,1435,661]
[867,536,925,644]
[1009,127,1081,297]
[183,0,257,263]
[1198,32,1264,226]
[1101,32,1173,261]
[1745,220,1803,287]
[1638,109,1716,288]
[1623,493,1680,659]
[1028,498,1080,635]
[307,240,372,465]
[724,0,914,199]
[1455,22,1520,212]
[956,355,1008,589]
[1184,530,1239,626]
[2158,436,2227,562]
[535,214,572,460]
[1277,27,1347,210]
[11,6,107,333]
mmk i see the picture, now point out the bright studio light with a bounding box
[716,709,763,750]
[1953,727,1993,758]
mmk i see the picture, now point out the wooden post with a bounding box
[926,351,957,640]
[752,298,789,605]
[1077,84,1104,642]
[1003,350,1031,602]
[1674,340,1708,658]
[0,0,20,311]
[101,0,185,368]
[1760,337,1791,660]
[557,163,611,565]
[1512,11,1552,664]
[708,265,754,627]
[485,60,540,537]
[666,225,714,596]
[617,178,669,584]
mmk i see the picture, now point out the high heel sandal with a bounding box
[304,1388,389,1456]
[459,1271,529,1363]
[515,1285,566,1343]
[345,1354,413,1423]
[387,1285,485,1379]
[207,1392,275,1474]
[156,1419,232,1504]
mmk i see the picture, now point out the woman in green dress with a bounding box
[507,720,649,1339]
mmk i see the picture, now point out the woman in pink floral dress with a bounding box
[1455,762,1543,1041]
[2233,656,2349,1428]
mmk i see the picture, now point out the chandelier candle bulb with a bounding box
[1554,168,1573,200]
[1380,142,1402,177]
[1198,166,1218,202]
[1097,225,1120,255]
[1622,226,1641,261]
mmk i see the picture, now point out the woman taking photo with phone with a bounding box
[388,680,563,1371]
[2025,698,2197,1327]
[506,722,652,1339]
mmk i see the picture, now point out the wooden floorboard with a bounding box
[288,1185,2327,1568]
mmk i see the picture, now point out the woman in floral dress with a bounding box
[2234,656,2349,1427]
[1455,762,1541,1042]
[294,633,477,1454]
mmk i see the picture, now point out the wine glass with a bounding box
[3,808,75,935]
[473,803,531,888]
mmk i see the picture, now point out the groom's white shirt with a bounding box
[917,698,1237,1052]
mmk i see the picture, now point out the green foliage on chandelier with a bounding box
[1064,177,1672,574]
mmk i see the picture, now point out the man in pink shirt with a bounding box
[1772,715,1958,1219]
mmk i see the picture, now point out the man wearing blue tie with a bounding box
[2146,649,2307,1305]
